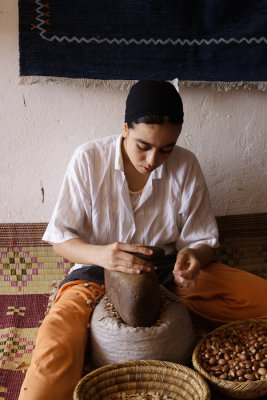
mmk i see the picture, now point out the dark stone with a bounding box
[104,246,164,327]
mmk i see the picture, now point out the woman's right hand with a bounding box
[53,238,153,274]
[96,242,153,274]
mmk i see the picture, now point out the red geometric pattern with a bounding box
[0,224,73,400]
[0,369,25,400]
[0,327,35,368]
[0,295,48,329]
[0,246,71,294]
[0,292,47,399]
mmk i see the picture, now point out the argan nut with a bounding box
[221,365,229,373]
[245,368,253,374]
[255,352,262,361]
[229,370,236,378]
[209,357,216,365]
[198,321,267,383]
[244,374,255,381]
[258,367,267,376]
[252,361,260,371]
[254,372,260,380]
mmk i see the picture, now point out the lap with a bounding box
[171,263,267,323]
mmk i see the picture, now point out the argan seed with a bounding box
[229,370,236,378]
[260,359,267,368]
[198,321,266,382]
[244,373,255,381]
[258,367,267,376]
[209,357,216,365]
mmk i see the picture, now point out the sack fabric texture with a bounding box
[90,286,196,368]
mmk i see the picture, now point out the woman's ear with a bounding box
[122,123,128,138]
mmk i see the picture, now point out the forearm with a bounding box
[186,243,214,268]
[53,238,101,265]
[173,244,214,288]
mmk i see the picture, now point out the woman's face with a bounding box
[122,121,182,175]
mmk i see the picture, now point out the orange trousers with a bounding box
[18,263,267,400]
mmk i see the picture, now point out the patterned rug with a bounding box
[0,215,266,399]
[215,213,267,280]
[19,0,267,83]
[0,224,73,400]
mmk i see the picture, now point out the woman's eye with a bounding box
[160,148,173,154]
[136,144,174,154]
[137,145,149,151]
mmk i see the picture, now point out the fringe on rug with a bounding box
[181,80,267,91]
[19,76,137,90]
[19,76,267,91]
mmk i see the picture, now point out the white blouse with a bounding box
[43,135,219,272]
[129,187,143,211]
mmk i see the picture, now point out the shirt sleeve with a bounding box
[176,154,219,250]
[42,147,92,244]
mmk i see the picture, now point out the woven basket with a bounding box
[192,319,267,399]
[74,360,211,400]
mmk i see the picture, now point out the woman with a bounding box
[19,80,267,400]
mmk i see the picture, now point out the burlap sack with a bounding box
[90,286,196,367]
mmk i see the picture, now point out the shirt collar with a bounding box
[114,134,168,179]
[115,135,124,171]
[151,163,166,179]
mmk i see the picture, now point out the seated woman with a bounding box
[19,80,267,400]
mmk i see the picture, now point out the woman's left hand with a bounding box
[173,248,201,288]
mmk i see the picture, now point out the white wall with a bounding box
[1,1,266,222]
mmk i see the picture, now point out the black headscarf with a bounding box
[124,80,184,124]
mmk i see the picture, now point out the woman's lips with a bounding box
[142,166,153,173]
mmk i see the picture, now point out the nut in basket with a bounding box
[192,319,267,399]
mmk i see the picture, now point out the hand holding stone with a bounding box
[98,242,153,274]
[104,246,164,327]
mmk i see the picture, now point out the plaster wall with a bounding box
[0,1,266,222]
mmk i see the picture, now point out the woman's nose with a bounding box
[146,150,158,166]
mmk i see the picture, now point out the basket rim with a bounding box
[192,319,267,391]
[74,359,211,399]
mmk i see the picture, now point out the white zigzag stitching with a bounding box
[35,0,267,46]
